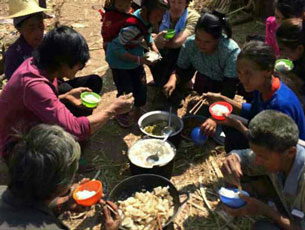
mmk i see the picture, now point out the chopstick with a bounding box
[157,214,163,230]
[105,203,118,216]
[189,96,208,115]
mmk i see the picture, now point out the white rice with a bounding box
[76,190,96,200]
[84,94,100,103]
[211,104,230,116]
[145,51,161,62]
[128,139,175,168]
[219,187,239,198]
[275,61,292,72]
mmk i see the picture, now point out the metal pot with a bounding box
[138,111,184,146]
[128,138,176,179]
[108,174,189,229]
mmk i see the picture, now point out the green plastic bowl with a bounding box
[80,92,101,108]
[165,29,176,40]
[275,59,294,72]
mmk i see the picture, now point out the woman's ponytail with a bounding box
[195,10,232,39]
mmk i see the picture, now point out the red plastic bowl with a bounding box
[209,101,232,120]
[73,180,103,206]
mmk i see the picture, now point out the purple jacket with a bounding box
[0,57,91,157]
[4,36,34,80]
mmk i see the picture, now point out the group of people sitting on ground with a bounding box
[1,0,305,229]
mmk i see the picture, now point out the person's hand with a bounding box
[223,195,266,217]
[63,87,92,107]
[110,93,134,115]
[163,76,177,98]
[154,30,167,49]
[202,92,223,104]
[221,154,243,186]
[57,178,91,213]
[100,200,121,230]
[217,114,241,128]
[200,118,217,136]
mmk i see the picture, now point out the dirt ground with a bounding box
[0,0,265,229]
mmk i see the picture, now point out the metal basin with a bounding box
[138,111,184,139]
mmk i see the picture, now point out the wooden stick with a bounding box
[192,99,206,115]
[157,214,163,230]
[189,96,204,114]
[106,203,118,216]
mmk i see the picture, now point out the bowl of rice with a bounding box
[73,180,103,206]
[218,187,250,208]
[80,92,101,108]
[209,101,232,120]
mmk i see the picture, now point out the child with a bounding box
[4,0,49,80]
[221,110,305,230]
[265,0,305,56]
[100,0,133,50]
[106,0,169,127]
[201,41,305,152]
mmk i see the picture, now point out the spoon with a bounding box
[146,128,174,164]
[146,107,174,164]
[162,107,175,137]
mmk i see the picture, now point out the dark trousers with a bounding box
[111,66,147,107]
[150,48,181,87]
[222,114,249,153]
[58,74,103,117]
[252,220,280,230]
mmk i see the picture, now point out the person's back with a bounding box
[0,186,67,230]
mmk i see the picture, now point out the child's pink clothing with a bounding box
[265,16,280,56]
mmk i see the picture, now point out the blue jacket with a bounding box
[241,81,305,140]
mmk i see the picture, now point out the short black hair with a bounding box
[195,10,232,39]
[275,0,305,19]
[7,124,81,201]
[276,18,305,50]
[33,25,89,73]
[248,110,299,152]
[238,41,275,71]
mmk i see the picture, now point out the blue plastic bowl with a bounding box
[218,188,250,208]
[191,127,207,145]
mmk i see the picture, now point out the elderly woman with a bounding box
[0,124,120,230]
[150,0,199,87]
[0,26,134,160]
[4,0,102,117]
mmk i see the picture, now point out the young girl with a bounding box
[106,0,168,127]
[265,0,305,56]
[202,41,305,152]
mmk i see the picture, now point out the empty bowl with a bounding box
[165,29,176,39]
[209,101,232,120]
[191,127,207,145]
[80,92,101,108]
[73,180,103,206]
[218,187,250,208]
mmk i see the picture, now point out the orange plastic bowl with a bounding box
[209,101,232,120]
[73,180,103,206]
